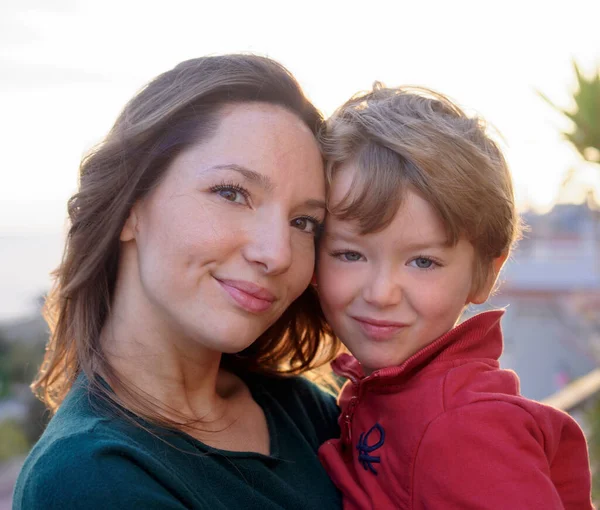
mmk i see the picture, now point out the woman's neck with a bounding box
[97,245,254,432]
[99,294,239,427]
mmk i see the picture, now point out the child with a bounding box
[316,85,593,509]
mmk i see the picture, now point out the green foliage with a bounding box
[0,334,11,397]
[6,341,45,385]
[0,420,30,461]
[0,339,45,398]
[585,398,600,503]
[20,392,49,445]
[540,62,600,164]
[0,322,49,462]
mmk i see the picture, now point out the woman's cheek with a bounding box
[295,236,318,278]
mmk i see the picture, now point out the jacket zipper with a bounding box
[336,366,377,458]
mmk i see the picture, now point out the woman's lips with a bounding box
[351,316,408,340]
[216,278,276,314]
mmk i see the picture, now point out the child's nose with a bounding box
[362,269,402,307]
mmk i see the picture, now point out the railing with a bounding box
[543,368,600,412]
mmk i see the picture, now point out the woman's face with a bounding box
[120,103,325,354]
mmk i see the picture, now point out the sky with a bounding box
[2,0,600,235]
[0,0,599,319]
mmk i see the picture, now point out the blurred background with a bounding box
[1,0,600,506]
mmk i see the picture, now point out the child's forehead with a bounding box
[324,189,450,245]
[327,163,357,206]
[322,216,362,239]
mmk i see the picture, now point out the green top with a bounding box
[13,372,342,509]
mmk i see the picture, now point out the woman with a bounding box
[13,55,341,509]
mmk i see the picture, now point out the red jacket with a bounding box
[319,311,593,509]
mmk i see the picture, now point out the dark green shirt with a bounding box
[13,373,342,509]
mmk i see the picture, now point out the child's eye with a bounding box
[291,216,322,234]
[409,256,438,270]
[210,183,250,205]
[332,251,364,262]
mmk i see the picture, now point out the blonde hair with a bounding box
[321,84,520,293]
[36,55,338,426]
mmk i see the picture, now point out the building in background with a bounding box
[469,202,600,402]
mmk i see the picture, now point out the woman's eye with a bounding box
[291,216,321,234]
[219,189,239,202]
[333,251,363,262]
[211,185,249,205]
[410,257,435,269]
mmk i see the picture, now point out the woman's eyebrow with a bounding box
[207,163,325,211]
[207,163,274,191]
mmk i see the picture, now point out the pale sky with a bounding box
[2,0,600,235]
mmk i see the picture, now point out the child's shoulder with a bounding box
[441,361,583,442]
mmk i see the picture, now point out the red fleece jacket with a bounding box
[319,311,593,509]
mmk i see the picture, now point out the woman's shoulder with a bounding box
[25,374,140,450]
[14,423,189,509]
[13,378,186,509]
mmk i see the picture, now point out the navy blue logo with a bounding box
[356,423,385,475]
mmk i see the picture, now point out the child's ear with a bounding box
[120,205,140,242]
[469,252,509,305]
[310,272,318,289]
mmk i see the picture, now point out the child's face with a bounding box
[317,164,486,374]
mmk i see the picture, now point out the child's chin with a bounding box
[357,346,415,374]
[359,356,397,375]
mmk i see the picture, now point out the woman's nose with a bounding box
[243,213,293,275]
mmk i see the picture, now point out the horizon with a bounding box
[2,0,600,321]
[1,200,598,323]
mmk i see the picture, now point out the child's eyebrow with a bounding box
[322,230,360,242]
[397,239,451,251]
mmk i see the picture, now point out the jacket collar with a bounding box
[331,310,505,385]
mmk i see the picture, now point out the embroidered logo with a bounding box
[356,423,385,475]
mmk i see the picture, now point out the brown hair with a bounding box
[321,83,521,293]
[36,54,338,424]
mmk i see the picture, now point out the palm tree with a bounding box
[542,61,600,504]
[540,62,600,164]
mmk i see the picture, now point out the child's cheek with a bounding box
[412,281,466,335]
[317,258,350,310]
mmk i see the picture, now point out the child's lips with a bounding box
[351,316,408,340]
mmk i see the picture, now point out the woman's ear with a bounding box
[120,206,139,242]
[310,272,318,288]
[470,252,509,305]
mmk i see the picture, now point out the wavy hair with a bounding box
[35,55,339,427]
[320,84,521,294]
